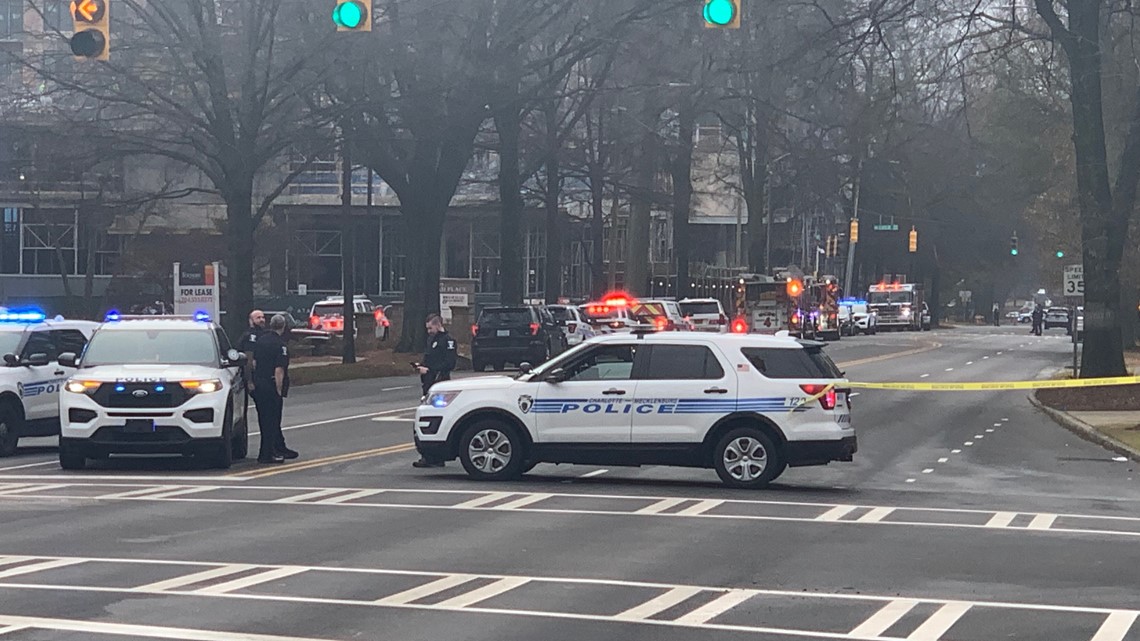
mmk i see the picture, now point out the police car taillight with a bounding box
[799,384,837,410]
[529,323,540,335]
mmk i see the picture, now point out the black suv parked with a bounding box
[472,306,564,371]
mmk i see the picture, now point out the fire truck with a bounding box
[803,276,842,341]
[731,272,841,341]
[732,273,792,335]
[868,282,925,331]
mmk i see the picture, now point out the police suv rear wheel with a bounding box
[713,428,784,489]
[459,419,525,481]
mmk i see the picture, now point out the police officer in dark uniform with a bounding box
[413,314,457,469]
[251,314,296,464]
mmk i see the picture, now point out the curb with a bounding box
[1028,393,1140,463]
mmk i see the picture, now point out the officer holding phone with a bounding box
[413,314,457,469]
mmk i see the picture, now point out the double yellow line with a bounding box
[237,442,417,479]
[850,375,1140,392]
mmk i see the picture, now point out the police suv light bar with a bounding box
[0,309,47,323]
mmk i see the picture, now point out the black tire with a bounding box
[458,419,526,481]
[229,402,248,460]
[472,360,485,372]
[58,441,86,470]
[712,427,785,489]
[493,362,505,372]
[207,419,233,470]
[0,403,22,457]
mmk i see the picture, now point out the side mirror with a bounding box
[58,352,78,368]
[24,353,49,367]
[519,362,533,374]
[543,367,565,384]
[226,349,247,366]
[3,353,17,366]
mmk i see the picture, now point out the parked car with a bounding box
[632,299,691,331]
[579,300,639,334]
[839,300,878,336]
[309,295,387,339]
[679,298,729,333]
[471,306,564,371]
[262,311,333,353]
[547,304,595,346]
[1044,307,1071,330]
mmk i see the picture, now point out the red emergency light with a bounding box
[731,318,748,333]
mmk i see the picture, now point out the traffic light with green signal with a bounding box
[1010,233,1019,256]
[333,0,371,31]
[703,0,740,28]
[1055,250,1065,259]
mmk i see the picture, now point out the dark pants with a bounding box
[421,370,451,397]
[253,386,284,460]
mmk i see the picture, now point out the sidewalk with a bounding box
[1031,397,1140,462]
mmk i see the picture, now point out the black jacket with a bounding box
[423,330,458,373]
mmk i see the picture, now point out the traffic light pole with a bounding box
[842,164,862,296]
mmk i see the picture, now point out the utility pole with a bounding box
[340,128,356,364]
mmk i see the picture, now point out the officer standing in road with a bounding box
[251,314,297,464]
[412,314,457,469]
[992,303,1000,327]
[1031,304,1044,336]
[239,309,266,364]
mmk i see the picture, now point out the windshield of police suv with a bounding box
[548,307,574,322]
[82,329,219,366]
[0,332,23,357]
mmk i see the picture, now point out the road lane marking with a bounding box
[434,577,530,608]
[98,486,190,500]
[677,499,724,516]
[906,602,971,640]
[964,441,974,446]
[1028,514,1057,530]
[616,586,704,621]
[237,443,416,479]
[0,460,56,472]
[454,492,512,509]
[0,559,82,580]
[196,567,307,595]
[0,626,27,635]
[0,615,338,641]
[381,386,414,392]
[905,478,916,483]
[273,488,348,504]
[248,407,420,438]
[966,361,974,365]
[951,449,962,454]
[856,507,894,523]
[985,512,1017,528]
[1091,611,1139,641]
[494,493,554,511]
[580,469,608,478]
[920,374,930,378]
[922,469,933,474]
[144,486,220,500]
[637,498,687,515]
[319,489,385,504]
[674,589,757,624]
[944,368,954,372]
[0,483,68,496]
[849,599,920,637]
[834,341,941,368]
[375,574,478,605]
[815,504,857,521]
[937,458,949,463]
[136,564,256,592]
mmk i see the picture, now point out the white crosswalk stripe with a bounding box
[375,574,478,605]
[433,577,530,608]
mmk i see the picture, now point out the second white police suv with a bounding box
[58,313,250,470]
[415,331,855,488]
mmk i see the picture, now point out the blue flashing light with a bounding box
[104,310,121,322]
[432,397,448,408]
[155,385,165,393]
[115,385,126,393]
[193,311,211,322]
[0,308,47,323]
[838,298,867,305]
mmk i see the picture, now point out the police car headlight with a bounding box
[181,379,223,394]
[426,391,461,408]
[65,380,100,394]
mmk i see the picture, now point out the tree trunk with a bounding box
[341,138,356,364]
[396,191,447,353]
[671,104,695,300]
[496,107,525,305]
[543,106,562,304]
[224,184,255,341]
[627,133,655,297]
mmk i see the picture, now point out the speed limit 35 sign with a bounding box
[1063,264,1084,297]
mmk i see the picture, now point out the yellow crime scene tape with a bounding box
[789,376,1140,411]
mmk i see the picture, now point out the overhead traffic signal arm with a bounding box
[70,0,109,60]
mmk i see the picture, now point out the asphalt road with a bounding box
[1,325,1138,641]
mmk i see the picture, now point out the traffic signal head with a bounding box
[333,0,372,31]
[849,219,859,243]
[1010,233,1019,256]
[70,0,109,60]
[703,0,740,28]
[908,226,918,253]
[786,278,803,297]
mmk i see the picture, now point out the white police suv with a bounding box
[414,331,855,488]
[57,313,249,470]
[0,310,98,457]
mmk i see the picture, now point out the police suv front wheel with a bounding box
[458,419,525,481]
[713,428,785,489]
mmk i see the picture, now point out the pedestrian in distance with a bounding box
[1031,304,1044,336]
[251,314,298,464]
[412,314,457,469]
[992,303,1000,327]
